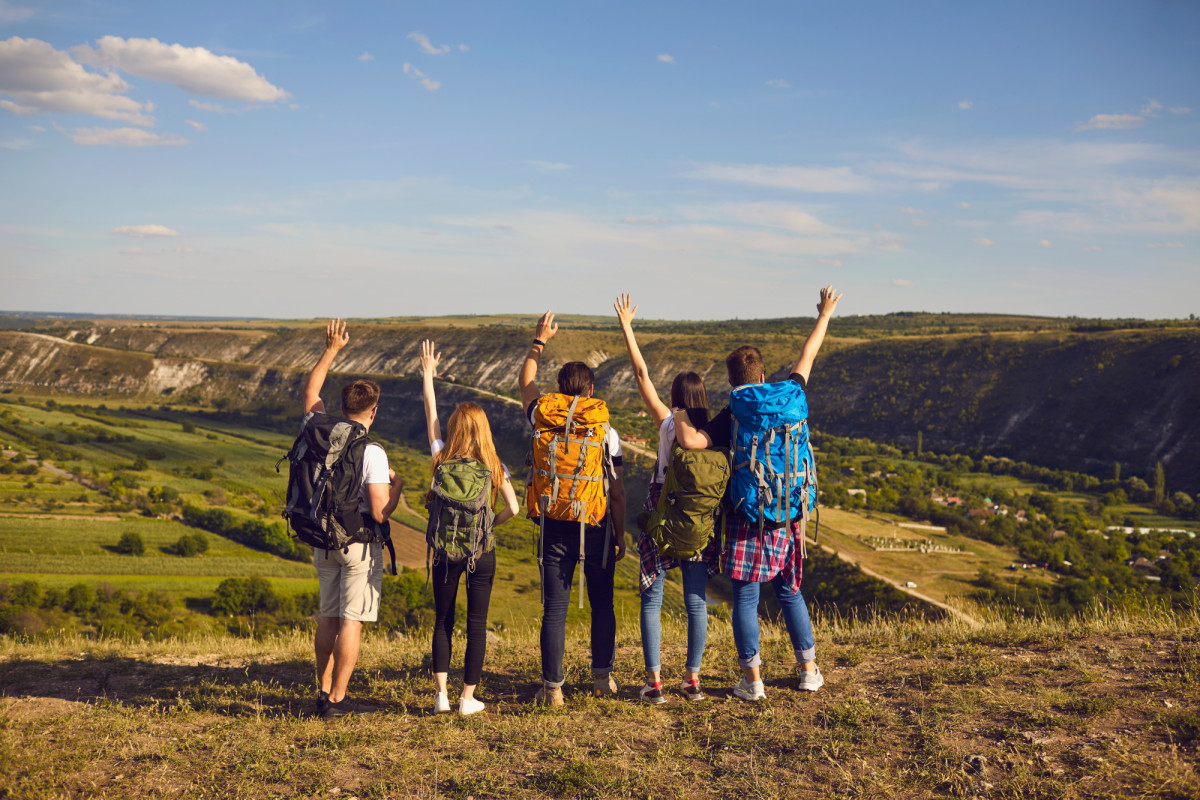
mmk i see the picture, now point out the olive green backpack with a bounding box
[425,457,495,581]
[643,445,730,560]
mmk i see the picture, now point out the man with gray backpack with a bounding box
[289,319,403,718]
[674,286,842,701]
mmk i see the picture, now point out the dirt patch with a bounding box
[1,696,93,722]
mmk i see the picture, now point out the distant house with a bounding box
[1127,557,1155,572]
[967,508,994,519]
[1051,530,1067,539]
[635,410,647,417]
[904,581,918,588]
[847,488,866,497]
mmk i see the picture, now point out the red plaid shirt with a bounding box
[637,480,720,594]
[721,514,804,593]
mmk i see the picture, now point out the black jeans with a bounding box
[431,548,496,686]
[538,517,616,687]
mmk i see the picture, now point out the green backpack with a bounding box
[425,457,495,579]
[643,445,730,561]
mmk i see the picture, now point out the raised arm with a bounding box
[302,319,349,415]
[673,407,713,450]
[790,285,842,384]
[615,294,671,425]
[494,476,520,526]
[519,310,558,410]
[419,339,442,446]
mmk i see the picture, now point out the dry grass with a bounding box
[2,605,1198,799]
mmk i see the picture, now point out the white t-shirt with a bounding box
[653,412,677,484]
[358,442,390,516]
[431,438,512,481]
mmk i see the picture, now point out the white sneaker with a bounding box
[459,696,485,716]
[798,666,824,692]
[433,691,451,714]
[733,678,766,701]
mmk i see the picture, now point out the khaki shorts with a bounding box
[313,542,383,622]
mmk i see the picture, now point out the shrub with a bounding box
[169,532,209,557]
[115,531,146,556]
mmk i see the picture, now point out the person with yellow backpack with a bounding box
[518,310,627,706]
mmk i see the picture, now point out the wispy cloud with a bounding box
[657,54,675,64]
[1038,239,1053,248]
[1082,245,1102,252]
[402,62,440,92]
[957,100,972,110]
[358,52,374,62]
[817,258,842,267]
[620,217,671,225]
[184,119,206,131]
[891,278,913,286]
[111,224,179,238]
[407,32,451,56]
[973,237,994,247]
[686,162,876,193]
[1145,241,1185,249]
[0,137,31,149]
[1141,99,1163,117]
[528,160,572,172]
[1075,113,1143,132]
[899,207,924,214]
[911,218,930,227]
[958,201,972,209]
[0,1,33,24]
[188,99,234,113]
[765,79,790,88]
[70,127,187,147]
[1169,106,1191,115]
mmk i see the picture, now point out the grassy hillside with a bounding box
[2,607,1197,799]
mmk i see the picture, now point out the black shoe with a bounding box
[320,697,377,719]
[316,690,330,716]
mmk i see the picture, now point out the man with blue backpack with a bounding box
[673,285,842,701]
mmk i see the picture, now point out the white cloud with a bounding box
[184,119,206,131]
[188,99,233,113]
[621,217,671,225]
[26,124,42,131]
[0,137,31,148]
[1075,113,1143,132]
[407,32,451,55]
[458,44,470,52]
[657,54,675,64]
[891,278,913,286]
[817,258,842,267]
[71,127,187,147]
[1013,209,1096,233]
[957,100,972,110]
[953,219,991,228]
[1082,245,1102,252]
[0,36,155,126]
[713,203,835,234]
[765,79,790,88]
[358,52,374,62]
[1169,106,1191,115]
[973,237,995,247]
[0,2,32,24]
[1146,241,1185,249]
[686,162,876,193]
[118,246,146,255]
[1038,239,1053,248]
[111,224,179,238]
[911,218,930,227]
[958,201,972,209]
[1141,99,1163,116]
[528,160,572,172]
[402,62,440,91]
[72,37,288,103]
[899,206,924,214]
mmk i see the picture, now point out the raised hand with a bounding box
[419,339,441,378]
[816,286,842,317]
[325,318,349,352]
[535,310,558,343]
[614,293,638,328]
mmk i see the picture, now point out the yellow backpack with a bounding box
[527,393,611,525]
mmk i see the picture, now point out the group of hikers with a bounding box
[283,286,842,718]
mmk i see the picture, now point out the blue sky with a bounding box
[1,0,1197,320]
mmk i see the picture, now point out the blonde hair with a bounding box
[431,402,505,503]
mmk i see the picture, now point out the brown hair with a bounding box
[341,379,380,416]
[557,361,595,396]
[670,372,709,429]
[725,346,765,387]
[430,402,505,503]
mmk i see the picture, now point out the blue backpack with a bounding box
[728,381,818,554]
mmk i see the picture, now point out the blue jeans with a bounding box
[730,575,816,669]
[640,560,709,674]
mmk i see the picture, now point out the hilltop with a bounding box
[2,608,1198,799]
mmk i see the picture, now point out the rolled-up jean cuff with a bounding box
[796,647,816,664]
[738,652,762,669]
[544,677,566,689]
[685,660,702,673]
[644,663,661,673]
[592,666,613,677]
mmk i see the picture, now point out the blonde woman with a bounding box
[421,340,519,716]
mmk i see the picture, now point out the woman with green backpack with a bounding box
[615,295,723,704]
[420,340,519,716]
